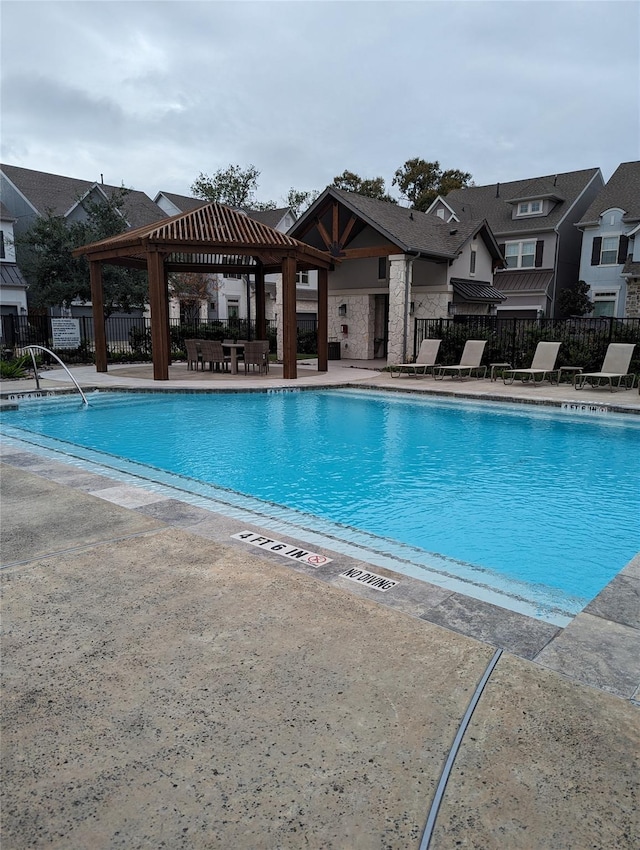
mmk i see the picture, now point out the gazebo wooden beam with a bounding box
[282,255,297,380]
[89,261,108,373]
[255,263,266,341]
[147,249,170,380]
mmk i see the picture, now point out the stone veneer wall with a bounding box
[624,280,640,317]
[328,294,374,359]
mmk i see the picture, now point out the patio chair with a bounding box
[236,339,248,362]
[184,339,202,371]
[434,340,487,381]
[243,340,269,374]
[574,343,636,392]
[503,341,561,385]
[199,339,230,372]
[390,339,441,378]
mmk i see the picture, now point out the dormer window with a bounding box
[517,200,542,216]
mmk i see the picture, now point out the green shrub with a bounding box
[0,354,31,379]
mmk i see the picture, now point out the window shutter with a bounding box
[591,236,602,265]
[535,240,544,267]
[617,235,629,264]
[498,243,505,258]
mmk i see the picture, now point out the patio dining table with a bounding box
[222,342,245,375]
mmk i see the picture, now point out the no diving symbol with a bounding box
[306,554,329,566]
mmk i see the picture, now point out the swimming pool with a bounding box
[2,388,638,623]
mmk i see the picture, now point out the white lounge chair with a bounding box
[390,339,441,378]
[503,341,561,385]
[574,343,636,391]
[434,340,487,381]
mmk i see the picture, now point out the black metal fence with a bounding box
[0,314,320,363]
[415,316,640,374]
[4,313,639,372]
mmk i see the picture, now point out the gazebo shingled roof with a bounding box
[73,203,335,380]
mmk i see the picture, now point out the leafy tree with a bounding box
[558,280,594,318]
[392,158,472,211]
[331,170,397,203]
[283,188,320,218]
[18,186,149,316]
[191,164,261,208]
[17,212,88,310]
[169,272,218,323]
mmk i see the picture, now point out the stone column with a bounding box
[387,254,412,365]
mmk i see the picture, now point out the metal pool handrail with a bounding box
[25,345,89,406]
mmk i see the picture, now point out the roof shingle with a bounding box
[1,164,166,229]
[577,161,640,226]
[443,168,601,235]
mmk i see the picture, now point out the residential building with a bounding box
[0,163,166,319]
[576,161,640,318]
[0,202,29,345]
[290,187,504,362]
[428,168,604,318]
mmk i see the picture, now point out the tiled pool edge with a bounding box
[2,441,638,701]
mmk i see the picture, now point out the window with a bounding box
[469,247,477,275]
[600,237,619,265]
[226,273,241,280]
[296,270,309,286]
[378,257,387,279]
[591,234,628,266]
[436,208,445,219]
[227,300,240,319]
[505,240,536,268]
[517,201,542,216]
[592,291,617,317]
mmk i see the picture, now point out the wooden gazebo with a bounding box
[73,203,335,380]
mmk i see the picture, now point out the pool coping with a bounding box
[1,433,638,703]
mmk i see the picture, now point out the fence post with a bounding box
[511,317,517,365]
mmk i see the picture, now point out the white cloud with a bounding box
[2,0,638,202]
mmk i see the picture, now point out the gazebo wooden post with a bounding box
[147,249,169,380]
[282,254,297,379]
[255,263,266,340]
[163,264,172,367]
[317,267,328,372]
[90,260,108,372]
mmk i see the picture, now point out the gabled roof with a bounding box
[154,191,207,214]
[441,168,602,235]
[1,164,166,228]
[242,207,293,230]
[291,187,503,262]
[73,202,333,273]
[576,161,640,227]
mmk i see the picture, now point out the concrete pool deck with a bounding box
[1,360,639,848]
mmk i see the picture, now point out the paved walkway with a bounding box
[1,360,639,848]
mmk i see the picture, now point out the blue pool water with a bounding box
[2,389,638,619]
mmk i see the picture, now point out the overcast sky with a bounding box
[2,0,638,206]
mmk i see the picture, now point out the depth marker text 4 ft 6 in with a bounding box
[232,531,332,567]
